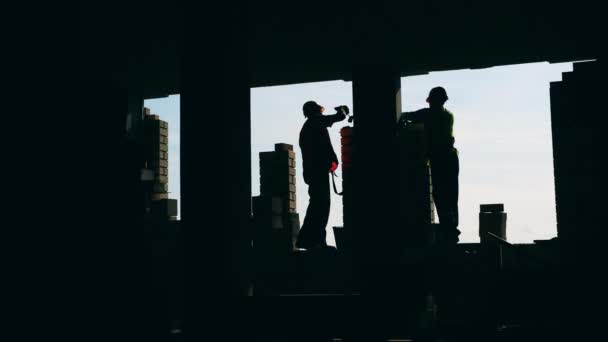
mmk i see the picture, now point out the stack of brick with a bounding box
[396,122,435,246]
[253,143,300,254]
[260,143,297,212]
[340,127,353,230]
[334,127,353,251]
[141,107,177,220]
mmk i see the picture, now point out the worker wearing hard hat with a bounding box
[399,87,460,244]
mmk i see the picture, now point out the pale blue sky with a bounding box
[145,61,573,245]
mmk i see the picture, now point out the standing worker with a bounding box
[399,87,460,243]
[296,101,348,250]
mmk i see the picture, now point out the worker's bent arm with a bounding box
[321,112,347,127]
[398,108,426,126]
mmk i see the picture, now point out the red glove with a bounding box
[329,161,338,173]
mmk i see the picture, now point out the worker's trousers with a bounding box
[431,152,460,243]
[298,171,330,247]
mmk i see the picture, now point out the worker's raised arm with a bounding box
[320,106,348,127]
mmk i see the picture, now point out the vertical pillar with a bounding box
[351,62,402,262]
[80,81,165,339]
[550,59,604,335]
[352,63,428,339]
[180,5,251,339]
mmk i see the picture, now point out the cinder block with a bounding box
[157,175,168,184]
[271,215,283,230]
[288,213,301,248]
[275,143,293,152]
[289,175,296,184]
[159,143,168,152]
[151,192,169,200]
[152,183,168,192]
[151,198,178,218]
[159,159,168,168]
[480,204,504,213]
[160,121,168,129]
[271,197,283,215]
[160,128,168,137]
[288,167,296,176]
[289,200,296,209]
[259,152,275,161]
[141,169,155,181]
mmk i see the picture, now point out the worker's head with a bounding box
[303,101,325,118]
[426,87,448,108]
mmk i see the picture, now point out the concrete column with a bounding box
[351,62,402,262]
[180,6,252,339]
[549,58,604,340]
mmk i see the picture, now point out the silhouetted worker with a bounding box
[399,87,460,243]
[297,101,348,250]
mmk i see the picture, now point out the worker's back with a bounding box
[400,107,456,159]
[299,116,338,183]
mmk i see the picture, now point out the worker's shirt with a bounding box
[398,107,457,159]
[299,112,345,183]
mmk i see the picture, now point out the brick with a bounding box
[157,175,168,184]
[151,192,169,200]
[159,159,168,168]
[271,197,283,215]
[151,198,178,217]
[152,183,168,192]
[271,215,283,230]
[259,151,275,160]
[160,121,168,129]
[288,167,296,176]
[289,200,296,209]
[159,143,168,152]
[480,204,504,213]
[274,150,296,159]
[289,175,296,184]
[275,143,293,152]
[160,128,168,136]
[141,169,155,181]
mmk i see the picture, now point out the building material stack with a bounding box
[141,107,177,220]
[396,122,435,247]
[479,203,507,243]
[253,143,300,255]
[334,127,354,251]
